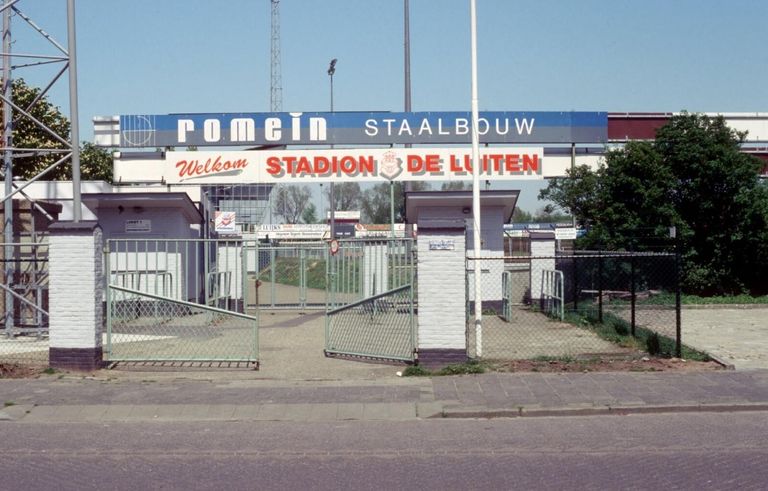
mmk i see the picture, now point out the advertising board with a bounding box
[94,111,608,148]
[164,147,545,184]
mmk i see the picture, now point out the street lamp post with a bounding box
[328,58,337,239]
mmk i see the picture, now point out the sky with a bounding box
[9,0,768,213]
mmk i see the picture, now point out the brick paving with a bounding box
[1,369,767,422]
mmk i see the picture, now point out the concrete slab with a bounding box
[362,402,417,420]
[681,308,768,370]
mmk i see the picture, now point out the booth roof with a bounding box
[404,190,519,225]
[81,192,203,223]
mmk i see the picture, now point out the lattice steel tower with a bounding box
[270,0,282,112]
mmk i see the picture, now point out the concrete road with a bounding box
[2,412,767,489]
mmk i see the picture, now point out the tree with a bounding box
[358,181,433,224]
[540,113,768,295]
[326,182,362,212]
[301,201,319,224]
[440,181,470,191]
[79,142,114,183]
[2,78,113,181]
[511,207,533,223]
[273,184,312,224]
[4,78,70,180]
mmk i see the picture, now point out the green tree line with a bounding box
[540,113,768,296]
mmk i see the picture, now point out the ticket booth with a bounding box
[405,190,518,366]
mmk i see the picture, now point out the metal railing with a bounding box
[541,269,564,320]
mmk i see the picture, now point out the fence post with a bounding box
[598,250,603,323]
[572,254,578,312]
[675,236,682,358]
[630,252,636,337]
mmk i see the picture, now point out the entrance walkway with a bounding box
[255,311,398,380]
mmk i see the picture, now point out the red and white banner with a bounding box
[164,147,544,184]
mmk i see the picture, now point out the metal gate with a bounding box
[325,238,417,362]
[257,244,327,309]
[104,239,259,365]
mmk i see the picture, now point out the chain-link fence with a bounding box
[467,252,683,361]
[0,241,49,366]
[107,285,258,363]
[257,244,327,309]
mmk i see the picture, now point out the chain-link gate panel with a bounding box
[257,245,327,310]
[105,239,258,364]
[325,238,416,362]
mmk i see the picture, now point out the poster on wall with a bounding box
[214,211,237,234]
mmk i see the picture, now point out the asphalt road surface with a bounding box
[2,411,767,490]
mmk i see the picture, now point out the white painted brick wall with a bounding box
[530,238,555,300]
[49,227,103,349]
[417,231,466,350]
[466,250,505,301]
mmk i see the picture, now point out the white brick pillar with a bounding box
[417,229,467,367]
[530,231,555,309]
[48,222,104,370]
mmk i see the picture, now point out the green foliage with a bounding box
[646,332,661,356]
[361,181,431,224]
[264,257,329,289]
[301,202,319,224]
[402,365,431,377]
[635,293,768,305]
[440,181,470,191]
[327,182,363,213]
[5,79,70,180]
[1,79,113,181]
[540,113,768,295]
[402,360,486,377]
[438,360,485,375]
[511,206,572,224]
[79,142,114,182]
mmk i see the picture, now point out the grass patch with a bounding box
[43,367,57,375]
[563,309,709,361]
[633,293,768,305]
[402,365,431,377]
[4,401,15,407]
[402,360,486,377]
[263,257,331,290]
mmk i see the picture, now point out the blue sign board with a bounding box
[101,111,607,148]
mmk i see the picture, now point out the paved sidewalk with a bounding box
[1,369,768,422]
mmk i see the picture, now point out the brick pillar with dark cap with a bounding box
[48,221,104,370]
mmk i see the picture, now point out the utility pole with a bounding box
[328,58,337,239]
[469,0,483,356]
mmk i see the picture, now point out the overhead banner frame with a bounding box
[94,111,608,148]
